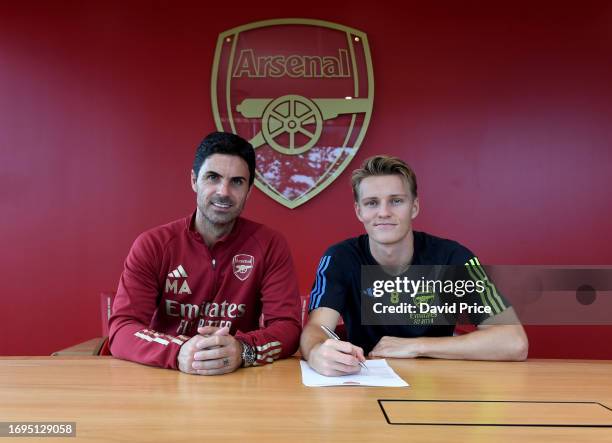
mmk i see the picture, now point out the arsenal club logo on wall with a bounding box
[211,19,374,208]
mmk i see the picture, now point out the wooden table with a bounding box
[1,357,611,442]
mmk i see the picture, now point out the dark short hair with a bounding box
[193,132,256,186]
[351,155,418,201]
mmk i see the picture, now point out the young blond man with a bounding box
[300,155,528,376]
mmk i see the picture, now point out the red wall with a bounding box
[2,1,611,357]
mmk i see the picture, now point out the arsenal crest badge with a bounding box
[232,254,254,281]
[211,19,374,208]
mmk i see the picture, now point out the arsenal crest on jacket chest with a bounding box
[232,254,255,281]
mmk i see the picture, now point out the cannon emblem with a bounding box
[212,19,374,208]
[236,95,372,155]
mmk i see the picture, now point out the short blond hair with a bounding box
[351,155,418,201]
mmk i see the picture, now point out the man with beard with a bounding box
[109,132,301,374]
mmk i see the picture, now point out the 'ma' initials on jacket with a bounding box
[165,278,192,295]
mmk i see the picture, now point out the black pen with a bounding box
[320,325,368,370]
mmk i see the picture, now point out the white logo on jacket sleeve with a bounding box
[232,254,254,281]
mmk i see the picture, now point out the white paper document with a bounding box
[300,359,409,387]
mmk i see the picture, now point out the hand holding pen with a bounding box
[304,325,368,376]
[320,325,368,371]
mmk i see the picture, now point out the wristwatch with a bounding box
[239,340,256,367]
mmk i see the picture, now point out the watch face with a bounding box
[247,346,256,363]
[242,343,256,366]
